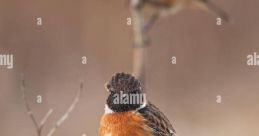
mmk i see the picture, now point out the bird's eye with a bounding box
[105,83,111,89]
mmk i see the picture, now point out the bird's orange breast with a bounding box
[99,112,152,136]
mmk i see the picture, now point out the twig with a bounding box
[47,82,84,136]
[143,12,159,33]
[21,74,43,136]
[21,74,54,136]
[39,109,54,130]
[21,74,84,136]
[130,1,149,88]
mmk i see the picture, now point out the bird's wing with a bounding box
[138,103,176,136]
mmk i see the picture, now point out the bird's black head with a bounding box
[105,73,146,112]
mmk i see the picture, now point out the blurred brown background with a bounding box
[0,0,259,136]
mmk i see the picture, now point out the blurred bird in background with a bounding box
[99,73,176,136]
[130,0,230,31]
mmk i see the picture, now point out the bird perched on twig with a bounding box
[130,0,230,31]
[99,73,176,136]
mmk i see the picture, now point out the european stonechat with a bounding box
[99,73,176,136]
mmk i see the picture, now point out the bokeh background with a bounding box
[1,0,259,136]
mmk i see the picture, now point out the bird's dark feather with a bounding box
[138,103,176,136]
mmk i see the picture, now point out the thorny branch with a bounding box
[21,74,83,136]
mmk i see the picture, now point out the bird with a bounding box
[130,0,230,31]
[99,72,176,136]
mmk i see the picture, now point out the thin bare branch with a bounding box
[39,108,54,129]
[130,2,149,89]
[143,12,159,33]
[21,74,41,136]
[47,82,84,136]
[130,9,146,47]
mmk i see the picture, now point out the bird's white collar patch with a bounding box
[104,104,114,114]
[136,99,147,111]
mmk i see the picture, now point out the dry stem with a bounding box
[21,74,83,136]
[130,1,149,88]
[21,74,50,136]
[47,82,83,136]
